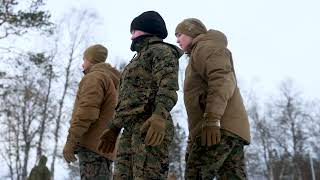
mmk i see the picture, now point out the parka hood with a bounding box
[89,63,121,87]
[192,29,228,48]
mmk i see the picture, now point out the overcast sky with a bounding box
[45,0,320,102]
[45,0,320,133]
[43,0,320,144]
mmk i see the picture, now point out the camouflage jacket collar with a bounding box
[131,35,163,52]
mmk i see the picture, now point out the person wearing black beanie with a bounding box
[98,10,183,179]
[129,10,169,52]
[130,10,168,39]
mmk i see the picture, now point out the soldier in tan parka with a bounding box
[63,44,120,179]
[175,18,250,179]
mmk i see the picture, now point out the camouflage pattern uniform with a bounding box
[185,130,247,180]
[111,36,182,180]
[28,155,51,180]
[76,146,112,180]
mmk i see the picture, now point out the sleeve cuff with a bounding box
[203,112,221,121]
[108,121,122,133]
[153,105,169,119]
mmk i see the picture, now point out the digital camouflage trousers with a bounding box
[185,131,247,180]
[113,115,174,180]
[76,146,113,180]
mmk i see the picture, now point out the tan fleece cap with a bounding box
[83,44,108,64]
[175,18,207,38]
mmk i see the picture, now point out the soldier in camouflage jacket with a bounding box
[98,11,183,180]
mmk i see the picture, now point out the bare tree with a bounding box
[273,80,310,179]
[245,93,277,180]
[0,53,53,180]
[244,79,319,180]
[33,52,57,161]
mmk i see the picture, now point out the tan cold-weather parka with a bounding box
[69,62,120,160]
[184,30,250,144]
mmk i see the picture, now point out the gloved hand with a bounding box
[63,134,78,163]
[201,114,221,146]
[140,114,166,146]
[98,127,121,154]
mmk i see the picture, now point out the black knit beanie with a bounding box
[130,11,168,39]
